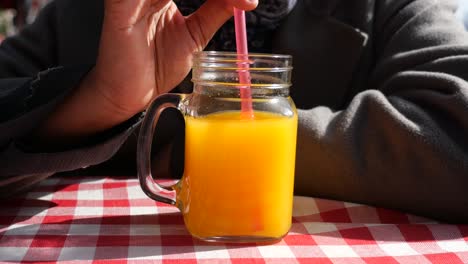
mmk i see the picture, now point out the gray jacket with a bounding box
[0,0,467,222]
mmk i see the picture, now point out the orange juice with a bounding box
[177,111,298,240]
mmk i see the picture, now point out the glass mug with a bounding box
[137,51,297,243]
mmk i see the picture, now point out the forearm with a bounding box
[295,87,468,223]
[32,68,138,145]
[0,65,142,192]
[294,0,468,222]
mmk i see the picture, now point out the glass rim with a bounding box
[193,51,293,72]
[194,50,293,59]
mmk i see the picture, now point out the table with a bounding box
[0,176,467,263]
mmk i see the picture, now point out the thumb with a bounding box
[185,0,258,49]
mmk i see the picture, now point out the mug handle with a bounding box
[137,93,186,205]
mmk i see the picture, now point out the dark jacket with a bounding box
[1,0,467,222]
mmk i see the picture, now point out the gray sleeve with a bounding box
[295,0,468,222]
[0,66,142,197]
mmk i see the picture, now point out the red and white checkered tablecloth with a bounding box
[0,176,467,264]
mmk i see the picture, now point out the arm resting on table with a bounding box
[294,0,468,223]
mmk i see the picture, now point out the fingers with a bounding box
[185,0,258,50]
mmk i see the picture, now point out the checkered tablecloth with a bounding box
[0,176,467,263]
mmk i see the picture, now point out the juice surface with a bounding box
[178,111,298,239]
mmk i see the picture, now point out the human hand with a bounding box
[90,0,258,119]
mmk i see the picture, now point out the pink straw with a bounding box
[233,8,254,118]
